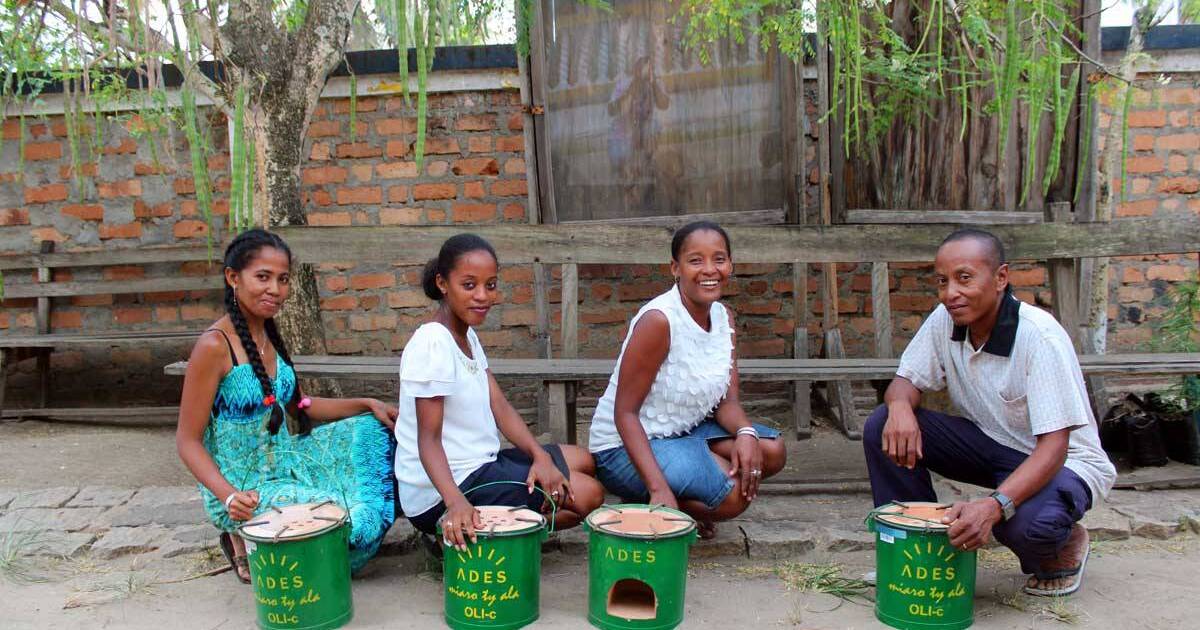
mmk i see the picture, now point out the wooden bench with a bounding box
[0,242,220,420]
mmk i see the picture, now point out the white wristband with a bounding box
[224,492,238,512]
[736,427,759,440]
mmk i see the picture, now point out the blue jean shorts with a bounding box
[593,419,780,510]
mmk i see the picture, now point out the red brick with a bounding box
[468,136,494,153]
[103,266,145,281]
[495,135,524,152]
[325,276,349,292]
[114,307,152,325]
[414,183,457,200]
[335,142,383,159]
[424,137,461,155]
[1157,133,1200,151]
[1148,264,1191,281]
[507,113,524,132]
[1,119,21,139]
[174,178,196,195]
[1125,156,1164,174]
[377,118,418,135]
[1117,199,1157,217]
[1159,177,1200,194]
[740,301,783,315]
[310,143,332,161]
[31,227,67,242]
[308,190,334,206]
[739,338,786,357]
[134,200,174,219]
[581,308,627,324]
[464,181,486,198]
[71,294,114,307]
[618,282,661,302]
[334,97,378,114]
[350,273,395,290]
[892,294,938,312]
[1169,155,1190,172]
[0,208,30,226]
[58,160,99,178]
[133,161,174,175]
[145,291,187,302]
[336,186,382,205]
[377,161,418,179]
[61,204,104,221]
[456,114,497,131]
[501,307,536,326]
[1127,110,1166,128]
[377,207,419,225]
[321,295,358,310]
[1132,134,1155,151]
[173,220,208,239]
[1169,110,1191,127]
[306,211,352,226]
[99,222,143,240]
[426,161,449,177]
[302,166,347,185]
[427,208,447,222]
[491,180,528,197]
[1122,267,1145,283]
[101,137,138,155]
[25,183,69,204]
[182,304,223,321]
[502,203,526,220]
[452,158,499,176]
[349,313,398,331]
[1008,268,1047,287]
[51,311,83,329]
[504,158,526,175]
[24,141,62,161]
[388,290,429,309]
[452,203,496,223]
[308,120,342,137]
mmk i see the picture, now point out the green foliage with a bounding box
[1153,274,1200,412]
[181,87,214,254]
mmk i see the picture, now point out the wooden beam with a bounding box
[872,262,894,359]
[528,0,558,223]
[0,245,214,271]
[845,210,1044,225]
[2,276,223,299]
[277,218,1200,266]
[557,263,579,444]
[567,208,785,227]
[792,263,811,439]
[34,241,52,409]
[824,329,862,439]
[1047,202,1084,350]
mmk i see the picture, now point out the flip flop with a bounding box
[219,532,252,584]
[697,521,717,540]
[1023,541,1090,597]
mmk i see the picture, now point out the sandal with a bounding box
[1023,539,1090,597]
[219,532,252,584]
[697,521,718,540]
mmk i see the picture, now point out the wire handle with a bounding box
[462,480,559,534]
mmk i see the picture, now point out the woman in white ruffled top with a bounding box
[589,221,786,537]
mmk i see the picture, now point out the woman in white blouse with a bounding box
[394,234,603,550]
[589,221,786,538]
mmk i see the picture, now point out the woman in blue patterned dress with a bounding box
[177,229,397,582]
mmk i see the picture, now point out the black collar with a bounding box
[950,290,1020,357]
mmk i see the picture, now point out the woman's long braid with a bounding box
[225,285,287,435]
[265,317,312,436]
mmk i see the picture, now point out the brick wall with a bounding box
[1,67,1198,413]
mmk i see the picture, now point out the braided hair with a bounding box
[222,228,312,436]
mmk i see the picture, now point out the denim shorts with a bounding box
[406,445,569,535]
[593,419,780,510]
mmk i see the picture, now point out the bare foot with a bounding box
[697,520,717,540]
[1025,523,1089,595]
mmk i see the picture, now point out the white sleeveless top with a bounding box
[588,285,734,453]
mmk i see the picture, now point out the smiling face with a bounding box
[225,246,290,320]
[933,238,1008,329]
[670,228,732,309]
[436,249,499,328]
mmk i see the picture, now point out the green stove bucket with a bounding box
[869,502,978,630]
[440,504,549,630]
[585,504,698,630]
[239,501,353,630]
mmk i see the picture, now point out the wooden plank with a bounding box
[2,275,222,299]
[780,46,801,225]
[547,382,572,444]
[35,241,52,408]
[1046,202,1084,350]
[0,331,200,348]
[164,353,1200,380]
[824,329,862,439]
[567,208,785,227]
[277,217,1200,266]
[516,13,541,226]
[534,262,551,432]
[792,263,811,439]
[560,263,579,444]
[529,0,558,223]
[0,245,213,271]
[845,210,1045,225]
[0,406,179,426]
[872,262,893,359]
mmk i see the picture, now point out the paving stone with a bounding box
[825,528,875,552]
[741,521,819,559]
[0,507,107,533]
[23,532,95,557]
[90,525,171,559]
[100,485,206,527]
[379,520,420,555]
[1113,507,1184,539]
[1081,506,1131,541]
[156,538,215,559]
[68,486,136,508]
[0,489,17,510]
[1185,513,1200,534]
[691,525,748,558]
[171,524,218,545]
[543,527,588,555]
[9,487,79,509]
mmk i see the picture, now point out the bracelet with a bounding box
[223,492,238,512]
[736,427,759,440]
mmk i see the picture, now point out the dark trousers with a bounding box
[863,405,1092,574]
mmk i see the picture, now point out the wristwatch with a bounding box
[989,491,1015,521]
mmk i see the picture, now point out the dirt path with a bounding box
[3,538,1196,629]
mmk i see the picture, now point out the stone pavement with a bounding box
[2,481,1198,566]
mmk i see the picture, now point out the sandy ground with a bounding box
[0,421,193,487]
[2,537,1198,629]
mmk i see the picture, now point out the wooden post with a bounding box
[824,328,862,439]
[0,349,7,419]
[534,263,551,432]
[1047,202,1084,350]
[792,264,812,439]
[548,263,579,444]
[871,262,893,359]
[35,240,53,408]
